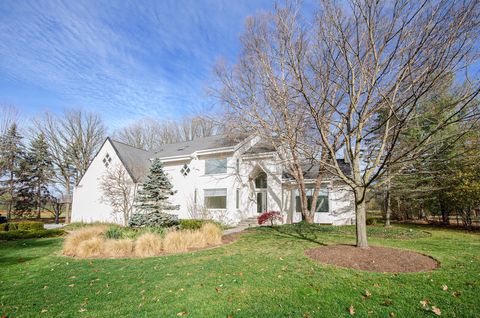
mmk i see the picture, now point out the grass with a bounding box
[0,224,479,317]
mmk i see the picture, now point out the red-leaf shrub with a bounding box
[257,211,283,226]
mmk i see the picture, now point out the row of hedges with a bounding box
[0,229,64,240]
[0,221,44,232]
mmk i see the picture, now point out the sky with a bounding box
[0,0,282,129]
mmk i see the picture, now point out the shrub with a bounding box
[366,217,378,226]
[134,233,163,257]
[104,226,122,239]
[102,239,133,258]
[63,226,107,256]
[16,221,44,231]
[180,219,205,230]
[200,223,222,245]
[128,211,179,228]
[7,223,18,231]
[0,223,7,231]
[257,211,283,226]
[0,229,64,240]
[76,236,104,258]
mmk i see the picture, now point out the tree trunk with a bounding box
[64,183,71,223]
[7,171,14,220]
[355,195,369,248]
[304,212,315,224]
[36,184,41,219]
[384,179,391,227]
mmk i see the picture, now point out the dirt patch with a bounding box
[305,245,439,273]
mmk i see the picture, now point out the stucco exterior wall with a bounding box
[71,141,132,225]
[71,137,355,226]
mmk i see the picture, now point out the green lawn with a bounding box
[1,224,479,317]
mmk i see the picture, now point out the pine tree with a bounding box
[134,158,179,214]
[15,133,54,218]
[0,123,25,220]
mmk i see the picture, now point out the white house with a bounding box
[71,135,355,226]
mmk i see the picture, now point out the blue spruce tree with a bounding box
[130,158,179,227]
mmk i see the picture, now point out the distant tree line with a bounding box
[0,106,220,222]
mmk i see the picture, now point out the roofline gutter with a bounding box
[153,146,236,163]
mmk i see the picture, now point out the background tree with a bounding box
[100,164,136,226]
[134,158,178,215]
[0,123,25,219]
[35,110,105,222]
[112,115,221,151]
[16,133,55,218]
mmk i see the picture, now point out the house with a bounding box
[71,135,355,226]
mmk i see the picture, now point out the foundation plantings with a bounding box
[62,223,227,259]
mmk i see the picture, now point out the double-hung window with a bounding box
[205,158,227,175]
[295,186,329,213]
[204,188,227,209]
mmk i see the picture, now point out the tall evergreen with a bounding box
[134,158,178,214]
[15,133,54,218]
[0,123,25,219]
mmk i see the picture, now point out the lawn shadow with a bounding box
[266,224,328,246]
[0,238,60,266]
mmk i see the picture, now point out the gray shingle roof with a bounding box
[110,135,240,182]
[152,134,238,158]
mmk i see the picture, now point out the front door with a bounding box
[256,190,267,213]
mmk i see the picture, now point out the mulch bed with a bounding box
[305,245,439,273]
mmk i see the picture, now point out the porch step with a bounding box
[236,217,259,228]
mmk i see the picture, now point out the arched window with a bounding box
[254,171,267,189]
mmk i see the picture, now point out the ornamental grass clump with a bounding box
[200,223,223,245]
[76,236,104,258]
[103,239,134,258]
[63,226,107,256]
[163,230,190,253]
[134,233,163,257]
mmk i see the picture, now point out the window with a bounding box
[204,188,227,209]
[255,171,267,189]
[295,187,329,213]
[236,188,240,209]
[180,163,190,176]
[205,158,227,175]
[102,153,112,168]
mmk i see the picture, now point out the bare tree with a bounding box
[34,109,105,222]
[100,164,136,226]
[302,0,480,247]
[214,6,330,223]
[0,105,22,136]
[113,115,221,150]
[215,0,479,245]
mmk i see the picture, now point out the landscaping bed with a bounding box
[62,223,234,259]
[305,245,439,272]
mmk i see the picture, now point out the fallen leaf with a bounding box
[176,311,188,316]
[420,300,429,308]
[349,305,355,315]
[389,312,395,317]
[431,306,441,316]
[442,285,448,291]
[215,287,222,293]
[43,286,48,289]
[41,309,48,313]
[78,308,87,313]
[363,290,371,299]
[452,291,461,297]
[68,284,75,288]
